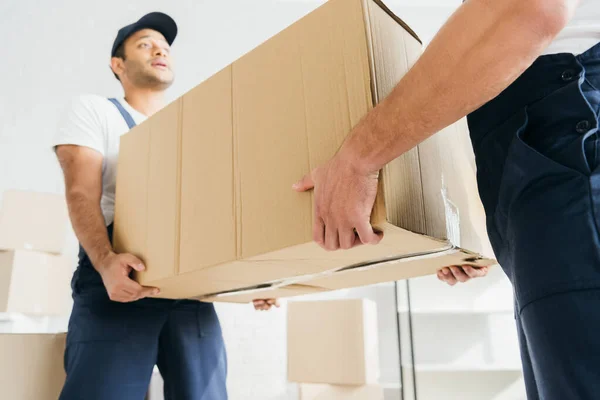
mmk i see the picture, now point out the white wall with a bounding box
[1,1,479,400]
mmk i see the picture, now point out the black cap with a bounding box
[111,12,177,57]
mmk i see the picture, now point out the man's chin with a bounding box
[158,77,174,90]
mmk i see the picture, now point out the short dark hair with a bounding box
[112,42,127,81]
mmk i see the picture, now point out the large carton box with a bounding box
[0,333,67,400]
[0,250,72,315]
[114,0,495,301]
[287,299,379,385]
[0,190,69,254]
[299,384,384,400]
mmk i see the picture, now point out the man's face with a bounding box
[115,28,175,90]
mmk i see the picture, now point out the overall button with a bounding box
[561,69,576,81]
[576,120,591,133]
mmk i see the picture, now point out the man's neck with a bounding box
[122,87,167,117]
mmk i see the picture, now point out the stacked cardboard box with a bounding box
[0,190,72,315]
[288,299,385,399]
[0,333,67,400]
[114,0,496,302]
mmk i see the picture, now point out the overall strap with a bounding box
[108,98,137,129]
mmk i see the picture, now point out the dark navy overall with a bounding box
[467,42,600,399]
[59,98,228,400]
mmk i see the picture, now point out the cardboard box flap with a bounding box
[369,0,421,44]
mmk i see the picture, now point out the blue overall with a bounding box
[59,99,228,400]
[467,42,600,398]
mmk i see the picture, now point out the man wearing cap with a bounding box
[53,12,276,400]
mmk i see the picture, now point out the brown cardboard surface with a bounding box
[0,190,69,254]
[287,299,379,385]
[0,333,66,400]
[146,99,182,280]
[299,384,384,400]
[365,0,426,234]
[114,0,496,301]
[0,250,72,315]
[113,123,150,266]
[180,67,236,273]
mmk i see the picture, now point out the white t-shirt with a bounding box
[543,0,600,55]
[53,95,147,226]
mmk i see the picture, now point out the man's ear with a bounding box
[110,57,125,79]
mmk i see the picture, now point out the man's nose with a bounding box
[154,46,166,58]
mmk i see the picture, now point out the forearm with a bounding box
[341,0,579,173]
[66,190,112,270]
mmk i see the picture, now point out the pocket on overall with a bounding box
[488,88,597,248]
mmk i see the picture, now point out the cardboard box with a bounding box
[0,333,66,400]
[287,299,379,385]
[0,190,69,254]
[299,384,384,400]
[114,0,496,302]
[0,250,73,315]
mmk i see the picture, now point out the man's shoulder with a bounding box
[66,94,114,114]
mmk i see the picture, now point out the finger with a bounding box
[292,173,315,192]
[324,224,340,251]
[450,266,470,283]
[437,270,444,281]
[314,216,325,247]
[138,285,160,299]
[266,299,280,308]
[339,228,356,250]
[121,288,138,298]
[122,278,158,300]
[463,265,487,278]
[436,269,456,285]
[109,290,136,303]
[122,254,145,272]
[444,272,458,286]
[354,219,383,245]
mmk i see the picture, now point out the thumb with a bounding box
[139,285,160,298]
[292,172,315,192]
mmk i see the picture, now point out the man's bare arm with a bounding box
[56,144,112,270]
[293,0,581,249]
[341,0,580,174]
[55,144,158,301]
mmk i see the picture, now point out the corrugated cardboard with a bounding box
[0,250,72,315]
[0,190,69,254]
[287,299,379,385]
[114,0,496,302]
[0,333,66,400]
[299,384,384,400]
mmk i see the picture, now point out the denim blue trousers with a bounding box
[59,224,228,400]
